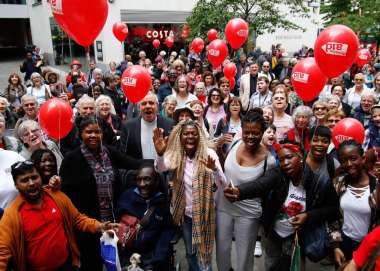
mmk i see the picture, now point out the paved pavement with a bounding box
[0,58,334,271]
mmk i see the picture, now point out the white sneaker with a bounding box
[254,241,262,257]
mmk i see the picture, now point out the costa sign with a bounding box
[146,30,174,39]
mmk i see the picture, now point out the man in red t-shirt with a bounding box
[343,226,380,271]
[0,161,118,271]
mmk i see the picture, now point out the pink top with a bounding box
[155,148,227,217]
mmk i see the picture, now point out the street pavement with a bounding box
[0,58,334,271]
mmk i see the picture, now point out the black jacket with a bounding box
[120,115,174,159]
[239,166,339,236]
[60,145,142,271]
[116,188,174,268]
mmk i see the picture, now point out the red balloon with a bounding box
[225,18,249,50]
[50,0,108,47]
[223,63,237,79]
[207,29,218,42]
[207,39,228,67]
[314,24,359,78]
[112,22,128,42]
[152,39,160,49]
[165,36,174,48]
[332,118,365,148]
[355,49,371,67]
[229,77,236,90]
[291,58,327,102]
[39,98,73,140]
[121,65,152,103]
[191,37,205,54]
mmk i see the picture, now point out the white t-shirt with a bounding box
[341,185,371,242]
[274,182,306,238]
[0,149,25,209]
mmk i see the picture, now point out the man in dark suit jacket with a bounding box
[120,92,174,160]
[274,57,293,81]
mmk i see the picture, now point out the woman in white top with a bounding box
[330,139,379,268]
[153,120,226,271]
[26,72,52,105]
[216,109,276,271]
[17,120,63,170]
[169,75,197,109]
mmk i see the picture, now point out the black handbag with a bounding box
[302,223,329,262]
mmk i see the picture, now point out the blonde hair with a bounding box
[164,120,209,174]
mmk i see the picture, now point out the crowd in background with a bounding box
[1,42,380,271]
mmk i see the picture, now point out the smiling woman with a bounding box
[60,116,143,271]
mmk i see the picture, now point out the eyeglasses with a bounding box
[262,65,270,68]
[314,107,326,111]
[12,160,34,170]
[355,78,364,82]
[211,94,220,97]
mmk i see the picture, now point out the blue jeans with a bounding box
[182,216,212,271]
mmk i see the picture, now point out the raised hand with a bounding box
[47,175,61,191]
[200,155,216,171]
[153,127,168,156]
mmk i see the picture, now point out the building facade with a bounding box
[0,0,321,67]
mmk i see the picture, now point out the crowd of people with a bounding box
[1,42,380,271]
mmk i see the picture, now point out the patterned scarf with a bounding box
[171,156,215,268]
[80,143,115,222]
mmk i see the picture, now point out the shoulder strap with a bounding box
[139,205,157,228]
[225,139,241,159]
[262,154,268,177]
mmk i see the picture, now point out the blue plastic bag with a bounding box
[100,231,121,271]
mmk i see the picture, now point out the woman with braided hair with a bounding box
[153,119,226,271]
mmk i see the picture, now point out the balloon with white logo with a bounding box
[314,24,359,78]
[112,22,128,42]
[207,39,228,67]
[355,48,371,67]
[225,18,249,50]
[290,57,327,102]
[332,118,365,148]
[121,65,151,103]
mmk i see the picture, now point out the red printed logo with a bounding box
[50,0,63,14]
[121,77,137,87]
[292,72,309,83]
[321,42,348,56]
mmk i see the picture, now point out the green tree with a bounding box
[186,0,310,41]
[320,0,380,43]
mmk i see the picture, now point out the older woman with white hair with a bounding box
[311,100,328,127]
[0,97,17,130]
[285,105,313,151]
[0,113,21,152]
[95,94,122,136]
[17,120,63,168]
[352,90,377,129]
[327,94,343,111]
[26,72,52,105]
